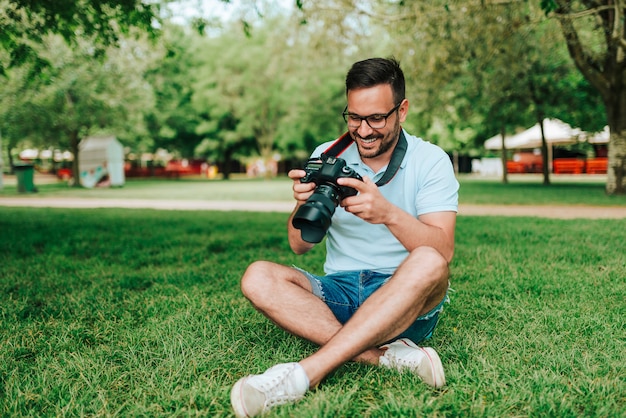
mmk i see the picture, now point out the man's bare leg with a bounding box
[240,245,448,385]
[299,246,449,387]
[240,260,383,363]
[231,246,448,417]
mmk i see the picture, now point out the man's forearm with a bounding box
[384,207,456,262]
[287,205,316,255]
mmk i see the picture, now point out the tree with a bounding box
[191,22,274,179]
[545,0,626,194]
[0,0,159,75]
[380,1,604,184]
[1,34,156,186]
[294,1,609,189]
[191,13,366,177]
[143,24,205,160]
[0,0,161,176]
[0,64,44,170]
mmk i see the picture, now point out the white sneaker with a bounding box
[230,362,310,417]
[379,338,446,388]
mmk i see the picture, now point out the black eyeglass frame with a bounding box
[342,102,402,129]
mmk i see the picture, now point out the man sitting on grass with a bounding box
[231,57,459,417]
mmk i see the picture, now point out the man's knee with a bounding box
[399,247,449,301]
[241,261,310,304]
[240,260,274,301]
[406,246,449,280]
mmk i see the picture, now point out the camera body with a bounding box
[292,155,362,243]
[300,155,362,198]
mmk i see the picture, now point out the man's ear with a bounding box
[398,99,409,123]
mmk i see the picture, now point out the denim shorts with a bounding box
[295,268,448,344]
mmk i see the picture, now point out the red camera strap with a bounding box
[321,131,408,187]
[322,132,353,157]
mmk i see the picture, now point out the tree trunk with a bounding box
[7,143,15,174]
[552,2,625,195]
[0,130,3,190]
[604,97,626,194]
[539,119,550,185]
[69,130,82,188]
[606,129,626,194]
[500,126,508,184]
[222,148,233,180]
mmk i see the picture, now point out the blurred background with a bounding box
[0,1,619,190]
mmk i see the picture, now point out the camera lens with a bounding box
[292,184,340,243]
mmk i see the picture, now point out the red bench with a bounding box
[585,158,608,174]
[506,161,526,173]
[553,159,585,174]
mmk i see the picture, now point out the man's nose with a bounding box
[356,119,374,137]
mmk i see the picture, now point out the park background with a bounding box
[2,0,626,194]
[1,1,625,417]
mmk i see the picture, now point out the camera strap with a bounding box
[321,131,353,157]
[322,130,408,187]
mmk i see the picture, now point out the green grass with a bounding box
[458,177,626,206]
[2,174,626,206]
[1,208,624,417]
[1,177,295,202]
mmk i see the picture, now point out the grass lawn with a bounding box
[1,207,624,417]
[2,174,626,206]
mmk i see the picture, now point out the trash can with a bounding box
[14,163,37,193]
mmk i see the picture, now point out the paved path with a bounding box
[0,197,624,219]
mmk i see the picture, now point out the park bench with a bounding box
[506,161,526,173]
[506,160,543,173]
[585,158,608,174]
[165,161,194,178]
[553,158,584,174]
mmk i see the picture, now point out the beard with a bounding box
[352,118,401,160]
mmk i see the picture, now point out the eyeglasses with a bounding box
[342,102,402,129]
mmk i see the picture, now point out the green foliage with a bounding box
[386,0,604,152]
[0,0,158,71]
[0,207,624,416]
[0,33,156,184]
[537,0,626,194]
[0,0,617,192]
[143,24,205,158]
[190,14,365,171]
[540,0,558,14]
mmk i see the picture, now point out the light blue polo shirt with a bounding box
[310,129,459,275]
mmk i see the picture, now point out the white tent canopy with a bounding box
[484,118,607,150]
[587,125,610,144]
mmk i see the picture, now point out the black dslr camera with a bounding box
[292,155,362,243]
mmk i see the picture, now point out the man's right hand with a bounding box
[288,169,316,205]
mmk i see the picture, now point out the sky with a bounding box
[166,0,294,25]
[167,0,235,23]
